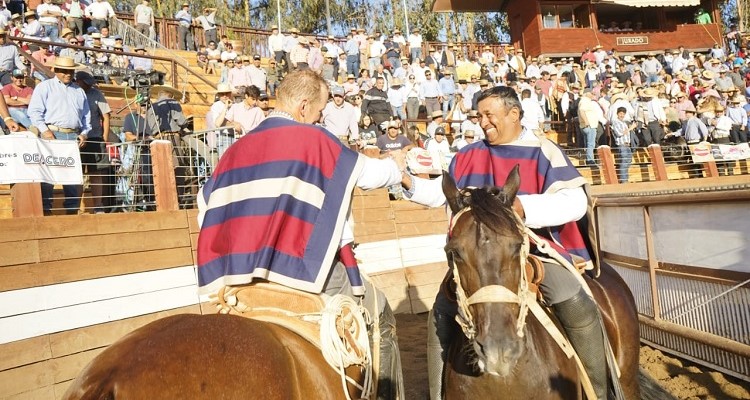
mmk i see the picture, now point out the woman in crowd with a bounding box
[358,114,378,146]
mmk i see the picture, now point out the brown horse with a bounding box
[62,313,361,400]
[441,166,641,399]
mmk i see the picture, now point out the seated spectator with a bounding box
[109,43,129,69]
[21,11,44,42]
[451,129,476,151]
[376,120,412,152]
[31,44,55,80]
[220,43,237,62]
[1,68,33,129]
[218,58,234,85]
[130,45,153,71]
[196,45,208,71]
[59,35,86,64]
[113,35,129,52]
[359,114,377,146]
[424,125,450,157]
[224,85,265,135]
[99,27,115,48]
[87,42,108,65]
[206,41,221,74]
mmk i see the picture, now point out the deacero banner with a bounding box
[0,134,83,185]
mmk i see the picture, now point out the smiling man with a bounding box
[400,86,615,400]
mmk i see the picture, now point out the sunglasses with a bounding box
[69,40,78,44]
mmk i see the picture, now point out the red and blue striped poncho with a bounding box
[196,116,365,295]
[449,134,592,266]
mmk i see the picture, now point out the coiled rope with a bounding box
[320,294,373,400]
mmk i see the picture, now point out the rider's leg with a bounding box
[324,262,404,400]
[541,262,608,400]
[426,277,459,400]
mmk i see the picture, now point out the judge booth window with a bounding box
[541,3,591,29]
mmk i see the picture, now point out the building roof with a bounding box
[433,0,699,12]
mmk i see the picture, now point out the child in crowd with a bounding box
[197,45,209,73]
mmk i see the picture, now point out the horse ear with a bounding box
[503,165,521,203]
[442,171,463,214]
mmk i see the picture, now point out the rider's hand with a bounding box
[42,130,55,139]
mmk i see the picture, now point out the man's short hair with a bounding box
[617,107,627,114]
[276,70,328,110]
[243,85,261,99]
[477,86,524,119]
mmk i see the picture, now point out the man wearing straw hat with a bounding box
[174,2,194,51]
[28,56,90,215]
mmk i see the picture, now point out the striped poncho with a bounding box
[196,116,365,295]
[449,133,592,265]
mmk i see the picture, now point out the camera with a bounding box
[125,70,165,105]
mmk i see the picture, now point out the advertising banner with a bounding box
[0,134,83,185]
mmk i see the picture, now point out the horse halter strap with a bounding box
[449,207,533,340]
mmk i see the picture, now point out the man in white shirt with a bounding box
[245,54,267,93]
[642,87,666,146]
[520,88,544,135]
[460,109,484,139]
[367,35,385,75]
[322,85,359,143]
[407,28,422,63]
[37,0,62,41]
[195,7,217,47]
[85,0,114,30]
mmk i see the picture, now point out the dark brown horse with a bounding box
[62,313,362,400]
[441,166,641,399]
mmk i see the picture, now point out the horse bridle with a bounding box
[447,206,535,340]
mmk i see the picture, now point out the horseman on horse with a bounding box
[401,86,629,400]
[196,70,405,399]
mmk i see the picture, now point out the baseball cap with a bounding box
[253,54,261,60]
[259,93,269,100]
[434,126,446,135]
[75,71,96,86]
[331,85,345,96]
[11,69,24,77]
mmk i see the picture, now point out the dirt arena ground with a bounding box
[395,313,750,400]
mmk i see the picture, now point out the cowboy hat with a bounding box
[642,87,658,98]
[51,57,84,70]
[430,110,443,119]
[151,84,183,100]
[214,83,232,94]
[610,92,628,103]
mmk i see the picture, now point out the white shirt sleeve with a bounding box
[356,156,402,190]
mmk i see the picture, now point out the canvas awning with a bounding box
[598,0,700,7]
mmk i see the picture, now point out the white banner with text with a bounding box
[0,134,83,185]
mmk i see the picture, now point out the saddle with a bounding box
[211,281,375,399]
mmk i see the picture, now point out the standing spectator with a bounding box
[404,73,420,120]
[133,0,154,38]
[268,25,285,69]
[28,57,91,215]
[344,31,360,77]
[361,76,390,131]
[610,106,636,183]
[85,0,114,31]
[246,54,267,93]
[419,69,441,116]
[195,7,217,47]
[387,78,406,120]
[642,53,662,84]
[265,59,279,96]
[322,85,359,143]
[61,0,85,36]
[438,70,455,117]
[321,53,335,82]
[174,2,194,51]
[643,87,666,146]
[37,0,62,42]
[75,70,111,213]
[2,68,33,128]
[367,35,385,74]
[355,27,367,71]
[282,28,300,72]
[289,36,309,71]
[578,88,605,165]
[407,27,422,62]
[225,85,265,135]
[727,97,748,143]
[307,37,323,73]
[520,89,545,136]
[0,28,24,86]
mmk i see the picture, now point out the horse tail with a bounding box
[638,367,678,400]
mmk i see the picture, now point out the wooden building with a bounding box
[433,0,725,57]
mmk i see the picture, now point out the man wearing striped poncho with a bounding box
[196,70,404,399]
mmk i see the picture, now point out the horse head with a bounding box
[443,165,529,378]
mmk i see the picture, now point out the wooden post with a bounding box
[11,183,43,218]
[596,146,618,185]
[703,160,720,178]
[149,140,179,212]
[646,144,669,181]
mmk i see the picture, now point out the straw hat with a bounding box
[610,92,628,103]
[10,13,20,20]
[60,28,74,38]
[430,110,443,119]
[151,84,182,100]
[214,83,232,94]
[684,102,697,113]
[701,70,715,80]
[642,87,658,98]
[390,78,402,86]
[51,57,83,70]
[298,36,309,45]
[23,10,36,19]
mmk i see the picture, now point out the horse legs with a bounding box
[553,288,609,400]
[427,286,460,400]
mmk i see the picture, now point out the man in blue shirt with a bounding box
[438,71,456,117]
[28,56,91,215]
[174,2,193,51]
[343,31,360,78]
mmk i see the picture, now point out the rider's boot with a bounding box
[552,288,608,400]
[376,301,404,400]
[426,289,459,400]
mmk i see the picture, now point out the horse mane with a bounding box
[461,186,523,239]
